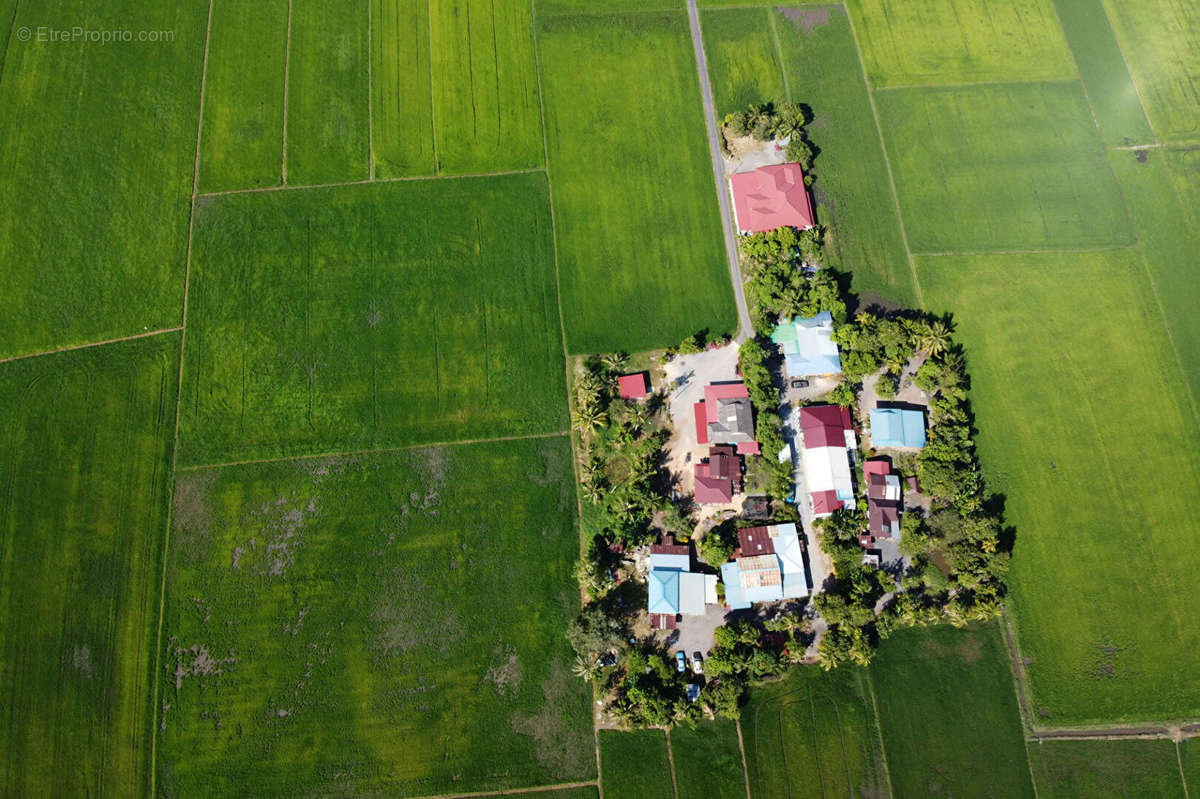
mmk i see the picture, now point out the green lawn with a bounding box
[286,0,370,185]
[670,719,746,799]
[538,11,736,353]
[846,0,1074,87]
[703,5,915,303]
[178,172,567,466]
[0,335,180,798]
[598,729,674,799]
[0,0,205,359]
[1110,148,1200,416]
[1102,0,1200,141]
[1029,740,1186,798]
[871,623,1034,798]
[372,0,543,177]
[1051,0,1154,146]
[741,666,888,799]
[919,250,1200,723]
[197,0,288,192]
[158,436,593,797]
[876,81,1132,252]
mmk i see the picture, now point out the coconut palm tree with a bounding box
[601,351,629,374]
[572,406,607,437]
[572,654,601,682]
[915,319,952,357]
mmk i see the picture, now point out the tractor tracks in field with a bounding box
[0,327,183,365]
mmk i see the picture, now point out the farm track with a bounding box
[0,327,182,366]
[407,780,599,799]
[177,429,570,472]
[281,0,293,183]
[0,0,20,89]
[195,166,544,198]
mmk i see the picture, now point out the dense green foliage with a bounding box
[741,666,888,799]
[0,336,180,798]
[538,11,736,353]
[1029,740,1188,798]
[669,720,746,799]
[598,730,674,799]
[0,0,205,358]
[919,251,1200,722]
[179,173,567,465]
[876,82,1133,252]
[871,623,1035,798]
[160,437,594,796]
[847,0,1073,86]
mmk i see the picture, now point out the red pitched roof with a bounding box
[704,381,749,411]
[694,463,734,504]
[650,542,689,556]
[738,526,775,556]
[737,440,761,455]
[863,458,891,477]
[650,613,677,630]
[617,372,649,399]
[694,401,709,445]
[730,163,816,233]
[811,489,844,515]
[799,405,853,449]
[868,500,901,537]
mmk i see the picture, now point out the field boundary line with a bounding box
[426,0,438,172]
[1094,0,1160,144]
[407,779,599,799]
[841,2,924,308]
[997,617,1042,797]
[536,7,686,20]
[664,728,681,799]
[0,327,183,365]
[366,0,375,178]
[1178,741,1191,799]
[735,718,752,799]
[0,0,21,89]
[914,243,1136,258]
[178,430,571,472]
[281,0,293,183]
[863,670,897,799]
[871,76,1081,93]
[766,6,791,103]
[148,0,215,794]
[195,166,546,198]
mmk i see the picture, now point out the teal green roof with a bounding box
[648,569,680,615]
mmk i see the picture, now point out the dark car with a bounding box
[790,378,810,389]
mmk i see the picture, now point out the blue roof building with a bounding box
[720,523,810,611]
[648,569,681,615]
[647,542,717,618]
[771,311,842,377]
[869,407,927,448]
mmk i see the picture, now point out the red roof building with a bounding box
[730,163,816,234]
[811,489,844,516]
[694,445,743,504]
[617,372,650,399]
[695,381,756,449]
[738,526,776,557]
[799,405,854,449]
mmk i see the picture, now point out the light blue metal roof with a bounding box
[869,407,927,448]
[721,562,749,610]
[772,312,842,377]
[649,552,690,572]
[647,569,680,615]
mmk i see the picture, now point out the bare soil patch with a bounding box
[509,659,592,778]
[781,6,832,33]
[173,470,218,564]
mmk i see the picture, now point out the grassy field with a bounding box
[159,436,593,797]
[538,11,736,353]
[0,0,205,359]
[1102,0,1200,141]
[1051,0,1154,146]
[372,0,542,177]
[846,0,1074,87]
[286,0,370,185]
[598,730,674,799]
[475,791,597,799]
[871,623,1034,798]
[178,172,567,466]
[1110,148,1200,416]
[0,335,180,798]
[670,719,746,799]
[1182,740,1200,795]
[741,666,888,798]
[1029,740,1186,798]
[919,251,1200,723]
[876,81,1132,252]
[197,0,288,192]
[704,5,915,303]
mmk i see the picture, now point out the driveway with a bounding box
[661,603,732,661]
[662,343,742,496]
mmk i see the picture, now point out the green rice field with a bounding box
[538,11,736,353]
[703,5,915,303]
[1028,740,1187,798]
[371,0,542,177]
[159,436,593,797]
[0,335,180,798]
[741,665,888,798]
[0,0,205,358]
[598,729,674,799]
[871,623,1034,798]
[197,0,288,192]
[178,172,567,466]
[285,0,370,185]
[919,251,1200,723]
[1051,0,1155,146]
[1182,740,1200,795]
[876,81,1132,252]
[670,720,746,799]
[1102,0,1200,141]
[846,0,1074,87]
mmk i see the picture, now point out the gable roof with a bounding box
[868,500,901,538]
[811,488,844,515]
[617,372,650,399]
[870,407,927,448]
[694,463,734,504]
[739,526,776,556]
[730,163,816,233]
[772,311,842,377]
[799,405,854,449]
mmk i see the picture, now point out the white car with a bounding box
[692,652,704,674]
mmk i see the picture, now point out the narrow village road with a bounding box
[686,0,753,344]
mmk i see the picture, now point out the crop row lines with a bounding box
[195,166,545,199]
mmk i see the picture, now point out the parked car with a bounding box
[692,652,704,674]
[674,651,687,673]
[790,378,810,389]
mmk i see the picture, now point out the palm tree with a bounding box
[571,406,607,437]
[884,351,909,376]
[572,654,601,683]
[601,351,629,374]
[915,319,952,357]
